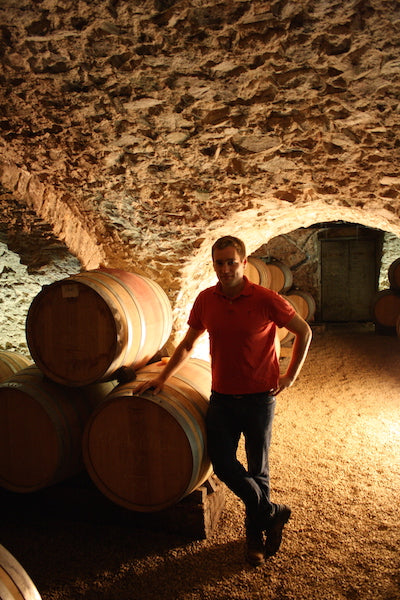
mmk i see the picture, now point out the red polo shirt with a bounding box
[188,277,295,394]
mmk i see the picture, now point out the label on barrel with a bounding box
[62,283,79,298]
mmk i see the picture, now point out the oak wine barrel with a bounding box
[26,268,172,386]
[265,261,293,293]
[372,289,400,328]
[287,290,316,322]
[83,358,212,512]
[276,295,299,345]
[0,351,32,383]
[0,544,41,600]
[244,258,260,284]
[276,325,293,346]
[244,257,272,288]
[276,327,293,345]
[388,258,400,289]
[0,366,116,492]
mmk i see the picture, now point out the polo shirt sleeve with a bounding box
[187,292,205,331]
[267,290,296,327]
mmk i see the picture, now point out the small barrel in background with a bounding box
[26,268,172,386]
[276,324,294,346]
[244,257,272,288]
[0,366,116,493]
[0,543,42,600]
[372,289,400,329]
[388,258,400,290]
[287,290,316,322]
[265,260,293,293]
[277,295,298,345]
[244,258,260,284]
[0,351,32,383]
[83,358,212,512]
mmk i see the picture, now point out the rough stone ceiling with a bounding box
[1,0,400,318]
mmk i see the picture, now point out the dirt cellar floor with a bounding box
[0,325,399,600]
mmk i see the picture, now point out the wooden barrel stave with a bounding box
[0,351,32,384]
[26,269,172,386]
[277,295,297,345]
[0,366,115,492]
[244,259,260,284]
[266,261,293,293]
[372,289,400,328]
[89,269,173,364]
[0,544,41,600]
[287,290,316,322]
[83,358,212,512]
[139,359,212,491]
[245,257,272,288]
[276,325,294,345]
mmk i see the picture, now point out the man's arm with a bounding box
[275,313,312,395]
[132,326,205,394]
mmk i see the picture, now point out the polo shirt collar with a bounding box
[214,275,254,299]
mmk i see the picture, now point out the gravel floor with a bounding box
[0,326,399,600]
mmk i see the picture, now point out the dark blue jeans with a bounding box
[206,390,276,529]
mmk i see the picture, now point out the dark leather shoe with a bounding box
[264,504,291,557]
[245,520,265,566]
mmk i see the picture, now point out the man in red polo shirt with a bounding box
[135,235,312,566]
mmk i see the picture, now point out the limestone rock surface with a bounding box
[0,0,399,325]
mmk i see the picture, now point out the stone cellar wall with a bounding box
[1,0,400,351]
[2,226,400,356]
[0,241,81,354]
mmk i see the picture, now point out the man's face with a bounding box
[213,246,247,290]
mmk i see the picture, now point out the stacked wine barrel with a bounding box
[0,543,42,600]
[83,357,212,512]
[244,257,316,346]
[0,268,213,512]
[25,268,173,387]
[372,257,400,336]
[0,362,118,493]
[0,350,32,383]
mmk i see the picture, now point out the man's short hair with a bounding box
[212,236,246,260]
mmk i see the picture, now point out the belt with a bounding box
[231,390,275,399]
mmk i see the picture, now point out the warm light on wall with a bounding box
[191,331,211,363]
